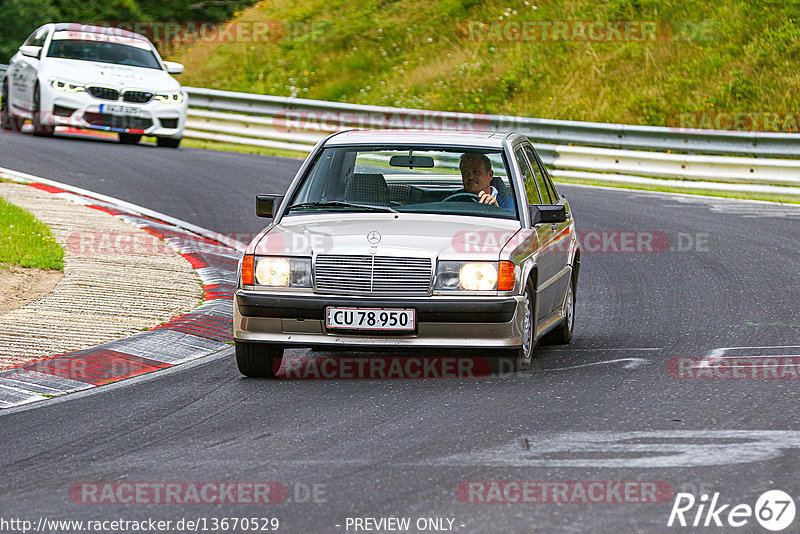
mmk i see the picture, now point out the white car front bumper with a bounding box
[42,87,187,138]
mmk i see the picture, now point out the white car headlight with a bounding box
[154,92,184,104]
[435,261,497,291]
[435,261,515,291]
[459,263,498,291]
[254,257,311,287]
[50,79,85,93]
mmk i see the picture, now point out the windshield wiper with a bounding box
[286,201,398,213]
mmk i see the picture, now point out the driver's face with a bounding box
[460,157,493,194]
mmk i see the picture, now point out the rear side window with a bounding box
[516,148,541,204]
[524,145,552,204]
[545,176,559,202]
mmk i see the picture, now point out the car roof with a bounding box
[51,23,150,43]
[324,129,516,148]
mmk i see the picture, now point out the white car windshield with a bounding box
[47,33,161,70]
[287,146,519,220]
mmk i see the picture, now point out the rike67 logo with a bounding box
[668,490,796,531]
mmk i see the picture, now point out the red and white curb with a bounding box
[0,168,243,408]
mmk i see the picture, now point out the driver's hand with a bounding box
[477,191,498,206]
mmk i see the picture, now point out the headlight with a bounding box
[459,263,498,291]
[50,79,85,93]
[154,92,184,104]
[435,261,516,291]
[248,256,311,287]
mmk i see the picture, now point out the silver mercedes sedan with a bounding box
[234,130,581,376]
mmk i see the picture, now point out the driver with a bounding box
[458,152,515,210]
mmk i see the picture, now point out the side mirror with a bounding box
[164,61,184,74]
[529,204,567,225]
[19,45,42,59]
[256,195,283,218]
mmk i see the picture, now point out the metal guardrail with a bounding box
[2,68,799,194]
[182,87,800,193]
[185,87,800,159]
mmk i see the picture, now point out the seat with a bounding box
[344,173,390,206]
[387,183,412,204]
[491,176,511,199]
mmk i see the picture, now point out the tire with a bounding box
[544,273,575,345]
[118,133,142,145]
[1,82,24,131]
[488,281,535,373]
[32,85,54,137]
[156,136,181,148]
[235,341,283,378]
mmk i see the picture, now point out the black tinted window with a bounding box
[47,38,161,69]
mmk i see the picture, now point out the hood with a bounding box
[251,213,522,261]
[42,58,180,91]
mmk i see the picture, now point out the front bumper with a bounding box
[43,88,187,137]
[234,291,526,349]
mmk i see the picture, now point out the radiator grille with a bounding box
[123,91,153,103]
[87,87,119,100]
[315,255,432,295]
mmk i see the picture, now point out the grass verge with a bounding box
[553,176,800,204]
[180,138,308,159]
[0,196,64,270]
[171,0,800,128]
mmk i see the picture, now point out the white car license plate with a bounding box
[100,104,141,116]
[326,307,416,331]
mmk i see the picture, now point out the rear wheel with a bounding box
[118,133,142,145]
[1,82,24,131]
[489,281,535,373]
[156,136,181,148]
[235,341,283,378]
[32,85,54,137]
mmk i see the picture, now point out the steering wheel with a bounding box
[442,192,480,203]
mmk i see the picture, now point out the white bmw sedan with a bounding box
[1,23,187,147]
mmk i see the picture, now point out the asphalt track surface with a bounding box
[1,130,800,533]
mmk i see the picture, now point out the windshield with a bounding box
[47,32,161,70]
[287,146,519,220]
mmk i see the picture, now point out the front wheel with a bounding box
[156,136,181,148]
[544,275,575,345]
[1,82,25,131]
[488,281,535,373]
[235,341,283,378]
[32,85,54,137]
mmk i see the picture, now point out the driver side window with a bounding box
[25,28,49,48]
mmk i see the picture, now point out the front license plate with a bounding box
[100,104,141,116]
[326,307,416,331]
